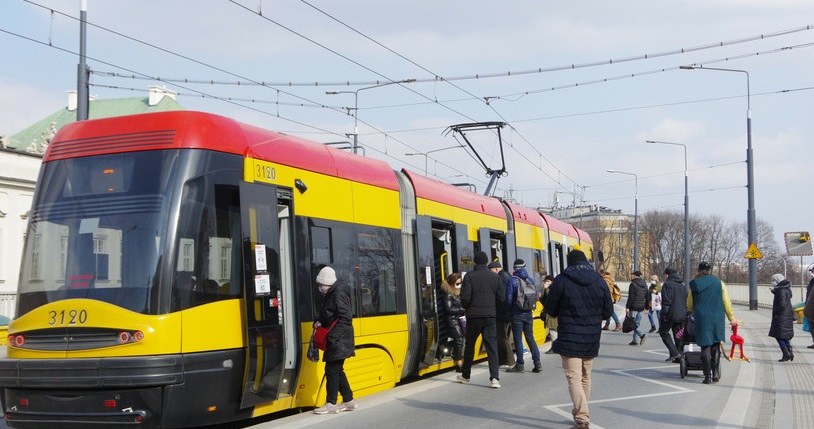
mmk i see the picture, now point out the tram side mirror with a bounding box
[295,178,308,194]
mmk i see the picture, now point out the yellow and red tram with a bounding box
[0,111,593,428]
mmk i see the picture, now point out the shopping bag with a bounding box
[622,315,637,333]
[803,317,811,333]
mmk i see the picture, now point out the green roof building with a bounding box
[5,85,183,154]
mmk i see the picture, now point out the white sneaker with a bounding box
[456,374,470,384]
[313,403,339,414]
[490,378,501,388]
[338,400,358,412]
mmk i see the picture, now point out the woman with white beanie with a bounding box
[313,266,357,414]
[769,273,795,362]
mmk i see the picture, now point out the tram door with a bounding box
[239,182,298,408]
[416,216,470,367]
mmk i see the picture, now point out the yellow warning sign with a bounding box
[744,243,763,259]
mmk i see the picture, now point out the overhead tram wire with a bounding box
[15,1,479,186]
[297,0,580,192]
[81,20,812,88]
[20,0,349,118]
[483,41,814,102]
[226,0,574,195]
[0,28,353,140]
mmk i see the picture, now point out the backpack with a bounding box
[514,276,538,312]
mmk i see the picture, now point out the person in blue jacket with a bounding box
[505,259,542,373]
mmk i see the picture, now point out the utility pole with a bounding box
[77,0,89,121]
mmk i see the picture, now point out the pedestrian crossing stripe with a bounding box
[744,243,763,259]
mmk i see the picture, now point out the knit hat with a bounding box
[698,261,712,271]
[770,273,785,286]
[631,270,642,277]
[487,261,502,270]
[474,251,489,265]
[566,249,587,265]
[664,268,677,276]
[315,266,337,286]
[513,259,526,269]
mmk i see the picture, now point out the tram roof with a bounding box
[502,200,545,228]
[574,227,593,244]
[402,169,505,219]
[46,110,399,191]
[539,212,579,239]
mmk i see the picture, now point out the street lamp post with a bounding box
[405,145,463,175]
[646,140,690,283]
[681,65,757,310]
[607,169,639,272]
[326,79,416,155]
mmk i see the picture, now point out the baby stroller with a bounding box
[676,313,721,380]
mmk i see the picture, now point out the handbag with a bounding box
[622,314,637,333]
[313,320,338,351]
[307,330,320,362]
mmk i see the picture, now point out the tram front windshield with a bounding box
[16,151,180,317]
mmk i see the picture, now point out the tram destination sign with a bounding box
[784,231,813,256]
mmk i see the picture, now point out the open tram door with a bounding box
[415,217,469,368]
[239,182,298,408]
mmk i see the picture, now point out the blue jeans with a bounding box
[647,310,658,330]
[511,312,541,365]
[607,310,620,326]
[630,310,645,341]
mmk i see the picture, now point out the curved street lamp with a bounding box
[681,64,757,310]
[326,79,416,155]
[607,169,639,272]
[646,140,690,284]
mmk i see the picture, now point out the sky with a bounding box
[2,0,813,267]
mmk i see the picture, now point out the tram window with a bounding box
[309,222,358,316]
[310,226,332,264]
[357,228,397,316]
[172,180,241,311]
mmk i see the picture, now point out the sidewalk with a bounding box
[728,304,814,429]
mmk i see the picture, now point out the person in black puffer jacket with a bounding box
[313,266,357,414]
[769,273,795,362]
[441,272,465,371]
[546,249,613,429]
[626,271,649,346]
[659,268,687,361]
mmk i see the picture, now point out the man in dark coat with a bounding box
[490,261,516,368]
[625,271,649,345]
[458,251,505,388]
[658,268,687,362]
[546,249,613,429]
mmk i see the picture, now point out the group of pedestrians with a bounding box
[455,252,545,389]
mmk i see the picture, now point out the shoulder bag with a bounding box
[313,319,338,351]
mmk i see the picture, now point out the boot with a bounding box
[701,353,712,384]
[602,322,610,331]
[779,346,790,362]
[711,345,721,382]
[788,345,794,362]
